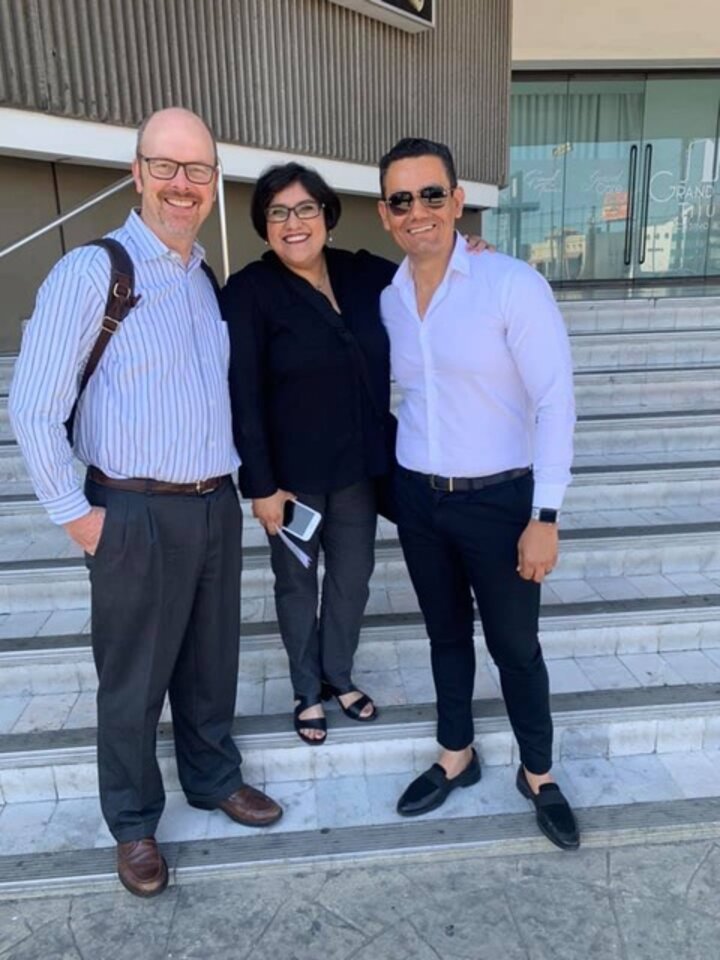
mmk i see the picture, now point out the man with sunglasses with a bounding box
[377,137,579,850]
[10,108,282,898]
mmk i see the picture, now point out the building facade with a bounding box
[486,0,720,287]
[0,0,509,351]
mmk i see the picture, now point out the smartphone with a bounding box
[282,500,322,541]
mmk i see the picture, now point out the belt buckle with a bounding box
[196,480,212,495]
[429,474,453,492]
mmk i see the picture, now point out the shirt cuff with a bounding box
[44,488,93,526]
[532,481,568,512]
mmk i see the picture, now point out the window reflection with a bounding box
[488,74,720,284]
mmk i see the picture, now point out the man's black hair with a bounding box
[250,162,342,240]
[379,137,458,195]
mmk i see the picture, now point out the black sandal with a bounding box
[293,697,327,745]
[321,683,377,722]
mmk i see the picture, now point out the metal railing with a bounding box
[0,167,231,283]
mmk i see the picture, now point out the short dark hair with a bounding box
[250,162,342,240]
[379,137,458,195]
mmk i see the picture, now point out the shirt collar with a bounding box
[122,209,206,266]
[392,231,469,292]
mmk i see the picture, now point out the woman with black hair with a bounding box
[220,163,396,744]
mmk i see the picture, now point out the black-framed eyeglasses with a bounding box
[384,184,454,217]
[265,200,324,223]
[139,155,217,185]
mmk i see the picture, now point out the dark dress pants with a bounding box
[85,477,245,841]
[268,479,376,702]
[394,467,552,774]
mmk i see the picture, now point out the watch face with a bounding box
[538,508,558,523]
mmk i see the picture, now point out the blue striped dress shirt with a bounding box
[9,210,240,525]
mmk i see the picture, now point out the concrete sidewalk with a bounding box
[1,835,719,959]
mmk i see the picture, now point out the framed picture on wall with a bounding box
[328,0,435,33]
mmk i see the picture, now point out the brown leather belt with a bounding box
[87,466,229,496]
[404,465,531,492]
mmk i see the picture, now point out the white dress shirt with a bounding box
[10,211,240,525]
[380,236,575,509]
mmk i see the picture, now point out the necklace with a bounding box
[314,269,328,291]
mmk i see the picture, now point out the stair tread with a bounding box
[2,771,720,892]
[3,679,720,756]
[1,517,719,572]
[2,590,719,655]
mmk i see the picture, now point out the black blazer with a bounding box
[220,247,396,498]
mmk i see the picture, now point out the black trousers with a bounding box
[268,479,376,702]
[85,476,244,841]
[394,467,552,774]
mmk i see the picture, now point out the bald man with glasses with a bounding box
[10,108,282,898]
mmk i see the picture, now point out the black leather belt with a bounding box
[406,466,531,492]
[88,466,229,496]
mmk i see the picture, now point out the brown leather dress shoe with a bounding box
[216,785,283,827]
[117,838,168,898]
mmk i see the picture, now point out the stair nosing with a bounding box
[0,521,717,576]
[2,796,719,896]
[2,593,719,659]
[3,683,720,764]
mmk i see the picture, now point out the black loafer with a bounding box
[516,765,580,850]
[397,749,481,817]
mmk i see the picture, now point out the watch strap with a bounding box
[531,507,559,523]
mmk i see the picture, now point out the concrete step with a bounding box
[570,368,720,414]
[572,412,720,465]
[559,295,720,334]
[1,682,719,856]
[0,522,718,616]
[388,366,720,420]
[569,330,720,370]
[1,466,719,563]
[3,598,720,703]
[2,592,718,679]
[2,788,719,897]
[1,412,718,492]
[4,366,719,443]
[2,676,719,791]
[1,293,717,901]
[3,332,720,398]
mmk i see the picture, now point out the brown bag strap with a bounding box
[65,238,140,444]
[77,238,139,395]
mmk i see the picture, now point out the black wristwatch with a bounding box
[531,507,559,524]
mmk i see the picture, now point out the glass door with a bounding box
[490,78,569,281]
[487,72,720,284]
[636,76,720,279]
[563,77,646,282]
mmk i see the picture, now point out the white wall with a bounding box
[513,0,720,67]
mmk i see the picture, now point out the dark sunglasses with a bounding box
[384,184,454,216]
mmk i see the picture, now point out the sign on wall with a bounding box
[328,0,435,33]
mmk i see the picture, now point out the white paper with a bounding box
[277,528,313,568]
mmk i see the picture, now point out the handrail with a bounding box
[0,166,231,283]
[0,174,134,261]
